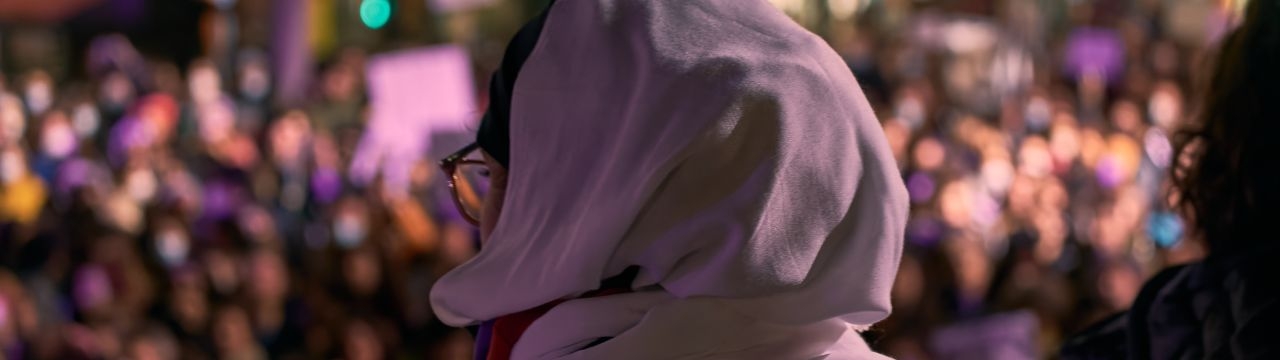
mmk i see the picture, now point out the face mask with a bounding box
[72,104,101,139]
[156,229,192,267]
[25,80,53,115]
[125,169,158,203]
[1024,97,1052,133]
[239,65,271,102]
[41,122,79,159]
[334,214,367,249]
[1,152,26,185]
[894,97,926,131]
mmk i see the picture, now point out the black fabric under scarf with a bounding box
[477,1,556,168]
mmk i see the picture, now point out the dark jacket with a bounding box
[1062,244,1280,359]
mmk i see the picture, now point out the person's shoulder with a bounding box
[607,0,841,87]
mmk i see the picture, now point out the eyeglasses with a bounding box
[439,143,488,226]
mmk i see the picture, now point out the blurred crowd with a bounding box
[1,37,481,360]
[842,0,1239,358]
[0,0,1245,359]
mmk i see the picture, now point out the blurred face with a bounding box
[1049,121,1081,167]
[189,65,222,105]
[197,102,236,144]
[204,250,241,296]
[238,60,271,101]
[72,102,102,139]
[0,95,24,145]
[154,225,191,268]
[170,285,208,332]
[0,149,27,185]
[269,112,311,167]
[882,121,910,169]
[1024,96,1052,132]
[893,94,926,131]
[124,166,159,204]
[980,157,1014,197]
[333,198,369,249]
[213,307,253,354]
[24,73,54,115]
[100,71,136,110]
[344,321,384,360]
[249,251,288,302]
[939,181,974,229]
[323,65,357,102]
[1148,83,1183,130]
[343,250,381,296]
[41,112,79,159]
[1017,136,1052,178]
[1006,175,1038,216]
[911,137,946,172]
[1110,100,1143,134]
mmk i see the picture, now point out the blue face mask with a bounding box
[1024,98,1052,133]
[156,230,191,267]
[1147,211,1184,249]
[334,215,367,249]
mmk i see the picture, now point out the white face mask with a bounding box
[41,122,79,159]
[334,214,367,249]
[25,80,53,115]
[1,151,27,185]
[72,103,101,139]
[125,169,158,203]
[894,97,926,131]
[156,229,191,267]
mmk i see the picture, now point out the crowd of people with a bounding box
[1,40,481,359]
[0,0,1242,359]
[848,1,1237,358]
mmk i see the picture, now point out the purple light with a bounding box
[907,172,936,204]
[1063,28,1126,85]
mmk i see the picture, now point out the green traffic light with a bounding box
[360,0,391,29]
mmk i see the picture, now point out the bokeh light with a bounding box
[360,0,392,30]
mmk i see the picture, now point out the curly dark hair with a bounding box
[1171,0,1280,256]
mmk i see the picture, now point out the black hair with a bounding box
[476,1,556,168]
[1171,1,1280,257]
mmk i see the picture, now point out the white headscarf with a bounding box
[430,0,908,358]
